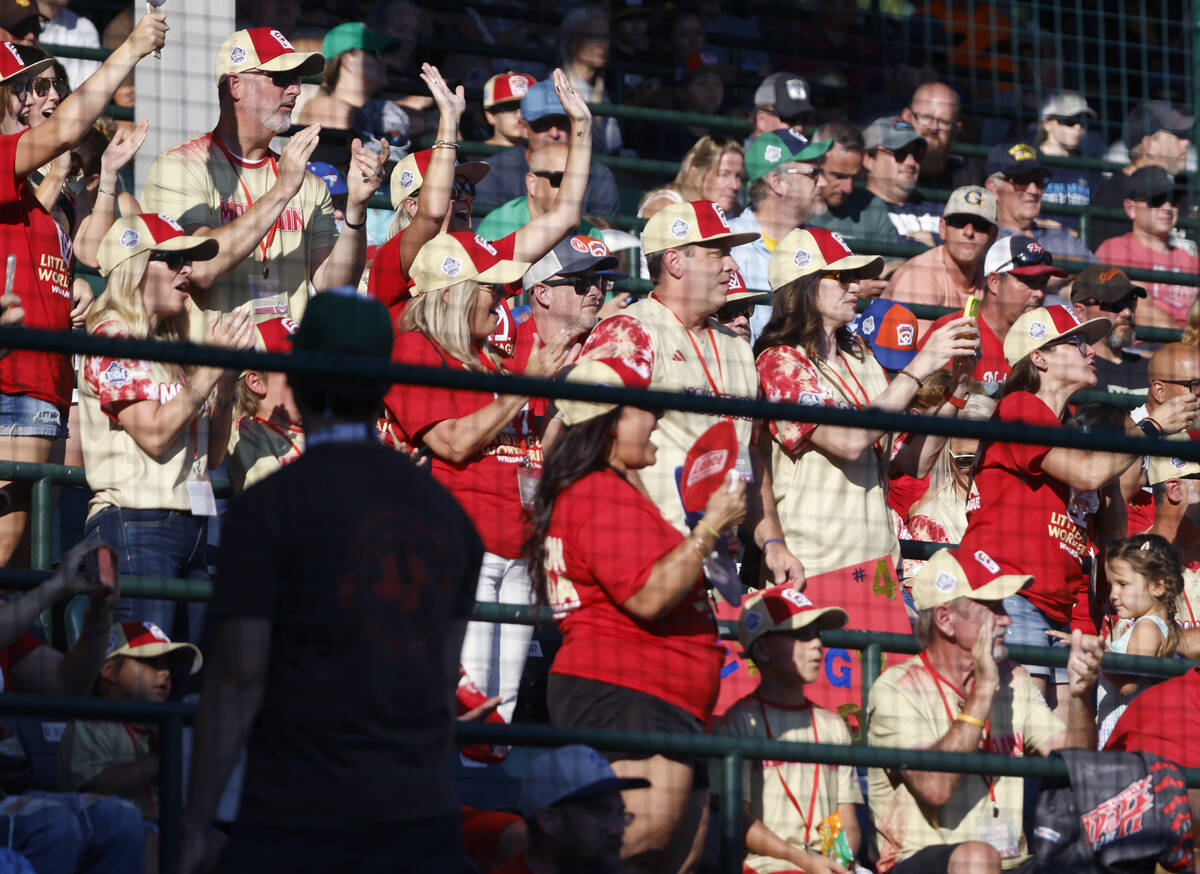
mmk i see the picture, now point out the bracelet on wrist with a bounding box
[898,368,924,388]
[1139,417,1163,438]
[342,215,366,230]
[431,139,460,150]
[762,538,784,549]
[955,712,986,729]
[697,519,722,542]
[96,188,117,198]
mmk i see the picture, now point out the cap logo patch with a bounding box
[830,231,852,254]
[974,549,1000,573]
[728,272,743,290]
[570,236,590,253]
[281,317,298,333]
[399,169,415,190]
[119,229,141,249]
[763,144,782,163]
[1027,240,1046,256]
[780,588,812,609]
[792,248,812,268]
[862,315,876,335]
[669,218,690,239]
[101,361,129,387]
[3,44,22,65]
[473,235,498,257]
[587,238,609,257]
[1028,321,1047,339]
[157,214,183,233]
[508,74,528,96]
[229,46,247,65]
[143,621,169,642]
[965,189,983,205]
[1008,143,1037,161]
[440,255,462,277]
[269,30,294,50]
[798,390,821,406]
[744,610,762,633]
[687,449,728,487]
[785,79,807,101]
[897,324,915,347]
[1099,268,1125,283]
[711,203,730,228]
[934,571,957,593]
[1171,457,1186,469]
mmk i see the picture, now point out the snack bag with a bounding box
[816,811,854,866]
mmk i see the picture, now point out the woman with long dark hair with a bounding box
[526,357,746,874]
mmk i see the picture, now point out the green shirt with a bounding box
[475,196,601,242]
[815,188,902,245]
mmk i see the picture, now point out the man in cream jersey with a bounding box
[580,200,804,586]
[142,27,389,338]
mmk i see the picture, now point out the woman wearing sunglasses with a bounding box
[79,214,254,638]
[754,227,976,580]
[0,16,165,568]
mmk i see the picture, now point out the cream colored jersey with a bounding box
[580,297,758,533]
[141,132,337,338]
[227,416,304,495]
[59,719,157,821]
[713,694,863,873]
[756,343,898,576]
[79,320,210,518]
[1178,567,1200,630]
[867,654,1065,872]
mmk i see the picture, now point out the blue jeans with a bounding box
[0,395,66,439]
[0,792,144,874]
[1003,593,1070,684]
[85,506,208,642]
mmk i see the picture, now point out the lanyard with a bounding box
[253,417,304,459]
[756,695,820,844]
[919,651,998,815]
[213,134,282,279]
[652,294,725,396]
[814,349,871,409]
[1183,588,1197,625]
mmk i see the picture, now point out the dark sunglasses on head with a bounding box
[1052,115,1088,127]
[945,214,994,233]
[949,450,976,470]
[532,170,564,187]
[150,251,193,272]
[452,179,476,199]
[997,244,1054,271]
[1082,295,1138,314]
[716,302,753,323]
[15,77,67,99]
[545,275,613,295]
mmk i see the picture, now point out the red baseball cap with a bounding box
[107,621,203,674]
[0,42,52,85]
[483,71,536,110]
[254,316,297,354]
[213,28,324,87]
[738,584,848,651]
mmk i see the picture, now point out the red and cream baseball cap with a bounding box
[640,200,758,256]
[98,213,220,277]
[1147,434,1200,485]
[911,548,1030,611]
[1003,304,1111,367]
[389,148,490,207]
[107,621,203,674]
[738,584,848,652]
[483,71,536,110]
[724,269,766,304]
[768,227,884,291]
[409,232,530,295]
[557,356,656,426]
[0,42,52,84]
[213,27,324,87]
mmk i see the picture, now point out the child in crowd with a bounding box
[58,621,202,869]
[713,584,865,874]
[227,317,304,494]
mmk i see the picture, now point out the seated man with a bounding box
[1069,264,1149,396]
[475,142,603,242]
[868,548,1102,874]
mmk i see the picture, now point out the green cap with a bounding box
[291,287,393,361]
[321,22,393,61]
[745,129,833,182]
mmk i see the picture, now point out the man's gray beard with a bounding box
[261,111,292,135]
[1106,327,1134,350]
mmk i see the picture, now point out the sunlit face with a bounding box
[233,69,302,135]
[1042,116,1087,151]
[141,254,195,320]
[21,75,64,129]
[486,104,524,142]
[866,144,923,197]
[1130,196,1179,238]
[953,598,1011,662]
[755,627,824,685]
[819,146,861,209]
[467,283,504,340]
[610,405,660,470]
[1107,557,1166,620]
[541,274,604,338]
[678,243,738,316]
[940,214,995,268]
[700,151,745,213]
[1145,130,1189,176]
[992,271,1047,327]
[993,174,1046,225]
[1038,333,1097,390]
[814,273,860,330]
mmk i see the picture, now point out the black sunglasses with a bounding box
[545,275,613,294]
[945,214,994,233]
[1082,295,1138,314]
[453,179,476,199]
[1004,172,1051,190]
[532,170,564,187]
[150,251,193,272]
[1142,192,1182,209]
[528,115,569,133]
[244,69,301,89]
[997,244,1054,271]
[715,302,753,322]
[14,76,67,99]
[1052,115,1088,127]
[881,143,926,163]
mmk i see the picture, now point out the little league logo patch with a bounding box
[792,248,812,268]
[229,46,247,65]
[1171,457,1187,469]
[934,571,957,593]
[508,75,529,96]
[780,588,812,610]
[399,169,415,191]
[101,361,130,387]
[896,324,915,347]
[570,236,590,253]
[1029,321,1047,339]
[669,218,690,239]
[587,238,608,257]
[798,391,821,406]
[440,255,462,277]
[763,144,782,164]
[861,316,876,336]
[119,229,140,249]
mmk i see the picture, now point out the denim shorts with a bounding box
[0,394,66,439]
[1003,593,1069,684]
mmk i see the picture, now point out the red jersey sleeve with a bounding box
[579,315,654,374]
[996,392,1058,474]
[385,332,483,444]
[82,322,176,420]
[756,344,831,454]
[366,232,414,310]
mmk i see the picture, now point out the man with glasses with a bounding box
[1096,166,1197,329]
[473,77,620,218]
[861,117,942,246]
[984,140,1095,278]
[886,186,998,333]
[922,235,1066,394]
[728,128,831,341]
[476,142,602,242]
[1069,264,1149,395]
[713,269,763,343]
[1135,342,1200,435]
[1089,101,1194,247]
[142,28,389,338]
[901,81,978,190]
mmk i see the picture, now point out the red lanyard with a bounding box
[253,417,304,459]
[1183,588,1196,625]
[756,695,820,844]
[213,134,282,278]
[652,295,725,396]
[919,651,998,812]
[814,350,871,409]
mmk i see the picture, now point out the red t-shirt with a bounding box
[385,331,532,558]
[544,467,723,722]
[0,130,74,408]
[0,632,43,692]
[1105,666,1200,761]
[923,310,1008,390]
[887,471,929,521]
[958,392,1086,625]
[1127,488,1156,535]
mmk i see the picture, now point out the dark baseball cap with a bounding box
[1125,165,1179,201]
[1071,264,1146,305]
[985,141,1049,179]
[863,117,925,152]
[754,72,812,120]
[0,0,39,35]
[1123,101,1194,145]
[522,234,626,291]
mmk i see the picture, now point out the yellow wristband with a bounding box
[955,712,985,729]
[697,519,722,541]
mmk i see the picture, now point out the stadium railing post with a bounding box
[719,751,743,874]
[160,712,185,873]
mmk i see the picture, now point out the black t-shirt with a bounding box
[1093,349,1149,397]
[1086,172,1131,250]
[209,440,483,828]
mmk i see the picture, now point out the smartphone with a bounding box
[79,543,118,590]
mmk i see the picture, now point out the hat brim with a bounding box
[560,776,652,807]
[476,259,531,286]
[455,161,490,185]
[823,254,885,279]
[702,231,761,250]
[1057,315,1113,347]
[255,51,325,79]
[112,641,204,675]
[966,573,1032,603]
[726,290,769,304]
[0,56,54,86]
[154,235,221,263]
[1009,263,1068,278]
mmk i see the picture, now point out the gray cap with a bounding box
[1123,101,1194,145]
[753,72,812,119]
[1041,91,1096,119]
[522,234,626,291]
[863,116,926,152]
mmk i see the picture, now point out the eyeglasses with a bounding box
[1052,115,1088,127]
[945,214,994,233]
[879,144,927,163]
[545,275,614,295]
[909,110,955,131]
[243,69,302,89]
[1157,377,1200,393]
[1081,295,1138,314]
[715,302,753,322]
[778,166,819,180]
[1050,333,1089,353]
[14,77,67,99]
[150,251,193,272]
[532,170,564,187]
[452,179,476,199]
[1003,172,1050,190]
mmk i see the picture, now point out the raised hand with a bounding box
[275,124,322,200]
[346,137,390,207]
[100,118,149,179]
[420,63,466,122]
[126,12,168,59]
[552,67,592,127]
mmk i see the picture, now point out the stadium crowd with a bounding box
[0,0,1195,872]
